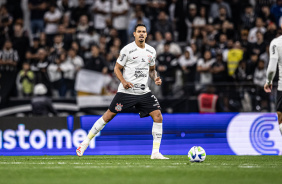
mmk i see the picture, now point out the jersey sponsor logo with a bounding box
[115,103,123,112]
[129,48,137,54]
[134,71,147,78]
[134,83,145,90]
[272,45,276,54]
[119,54,126,61]
[135,68,148,70]
[146,49,153,54]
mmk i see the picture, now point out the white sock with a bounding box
[279,123,282,135]
[152,122,163,154]
[82,117,107,145]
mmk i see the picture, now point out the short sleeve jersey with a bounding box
[117,41,156,95]
[268,35,282,90]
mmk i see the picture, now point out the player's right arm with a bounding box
[114,62,133,89]
[265,40,279,93]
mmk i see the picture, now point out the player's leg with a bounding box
[277,111,282,135]
[149,110,169,159]
[76,110,117,157]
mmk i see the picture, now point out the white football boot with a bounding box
[151,152,169,159]
[76,143,89,157]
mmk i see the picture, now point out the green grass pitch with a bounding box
[0,155,281,184]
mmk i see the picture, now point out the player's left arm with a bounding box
[265,41,278,93]
[149,65,162,86]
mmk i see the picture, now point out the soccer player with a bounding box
[264,33,282,144]
[76,24,169,159]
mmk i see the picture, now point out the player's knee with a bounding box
[277,111,282,124]
[153,112,163,123]
[103,110,116,123]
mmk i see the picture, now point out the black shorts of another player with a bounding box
[109,92,161,118]
[277,90,282,112]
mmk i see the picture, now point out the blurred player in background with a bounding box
[264,31,282,150]
[76,24,169,159]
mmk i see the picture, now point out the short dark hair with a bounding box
[134,24,146,32]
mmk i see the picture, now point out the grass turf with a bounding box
[0,155,281,184]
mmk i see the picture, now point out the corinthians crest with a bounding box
[115,103,123,111]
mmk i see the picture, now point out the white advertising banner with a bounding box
[75,69,111,94]
[227,113,282,155]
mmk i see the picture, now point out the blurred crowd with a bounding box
[0,0,281,112]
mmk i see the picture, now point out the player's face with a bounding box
[134,26,147,43]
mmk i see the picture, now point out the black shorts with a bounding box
[277,90,282,112]
[109,92,161,118]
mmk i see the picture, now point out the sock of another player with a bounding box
[152,122,163,154]
[82,117,107,145]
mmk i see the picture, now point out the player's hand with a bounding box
[264,83,272,93]
[122,81,134,89]
[155,77,162,86]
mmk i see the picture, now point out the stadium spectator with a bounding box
[259,5,276,26]
[270,0,282,26]
[196,50,215,92]
[226,41,243,77]
[167,0,188,42]
[112,0,129,47]
[0,5,13,27]
[241,4,256,30]
[48,34,67,63]
[26,37,41,64]
[18,62,35,97]
[152,11,173,39]
[248,31,266,57]
[48,52,75,97]
[30,48,52,96]
[260,44,270,67]
[57,0,74,15]
[71,0,90,23]
[212,6,233,31]
[264,22,277,43]
[193,6,209,29]
[31,83,57,116]
[57,24,73,51]
[197,85,221,113]
[28,0,48,36]
[156,32,181,56]
[186,3,198,41]
[146,0,166,23]
[11,23,30,67]
[84,44,108,74]
[156,42,178,97]
[211,51,227,84]
[147,31,164,49]
[253,59,269,111]
[248,17,266,43]
[178,46,197,96]
[0,40,19,107]
[44,3,62,47]
[209,0,232,20]
[91,0,111,34]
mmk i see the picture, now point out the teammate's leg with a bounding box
[76,110,117,157]
[277,111,282,135]
[149,110,169,159]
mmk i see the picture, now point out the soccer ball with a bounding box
[188,146,206,162]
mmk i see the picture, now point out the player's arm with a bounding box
[149,65,162,86]
[264,42,278,93]
[114,62,133,89]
